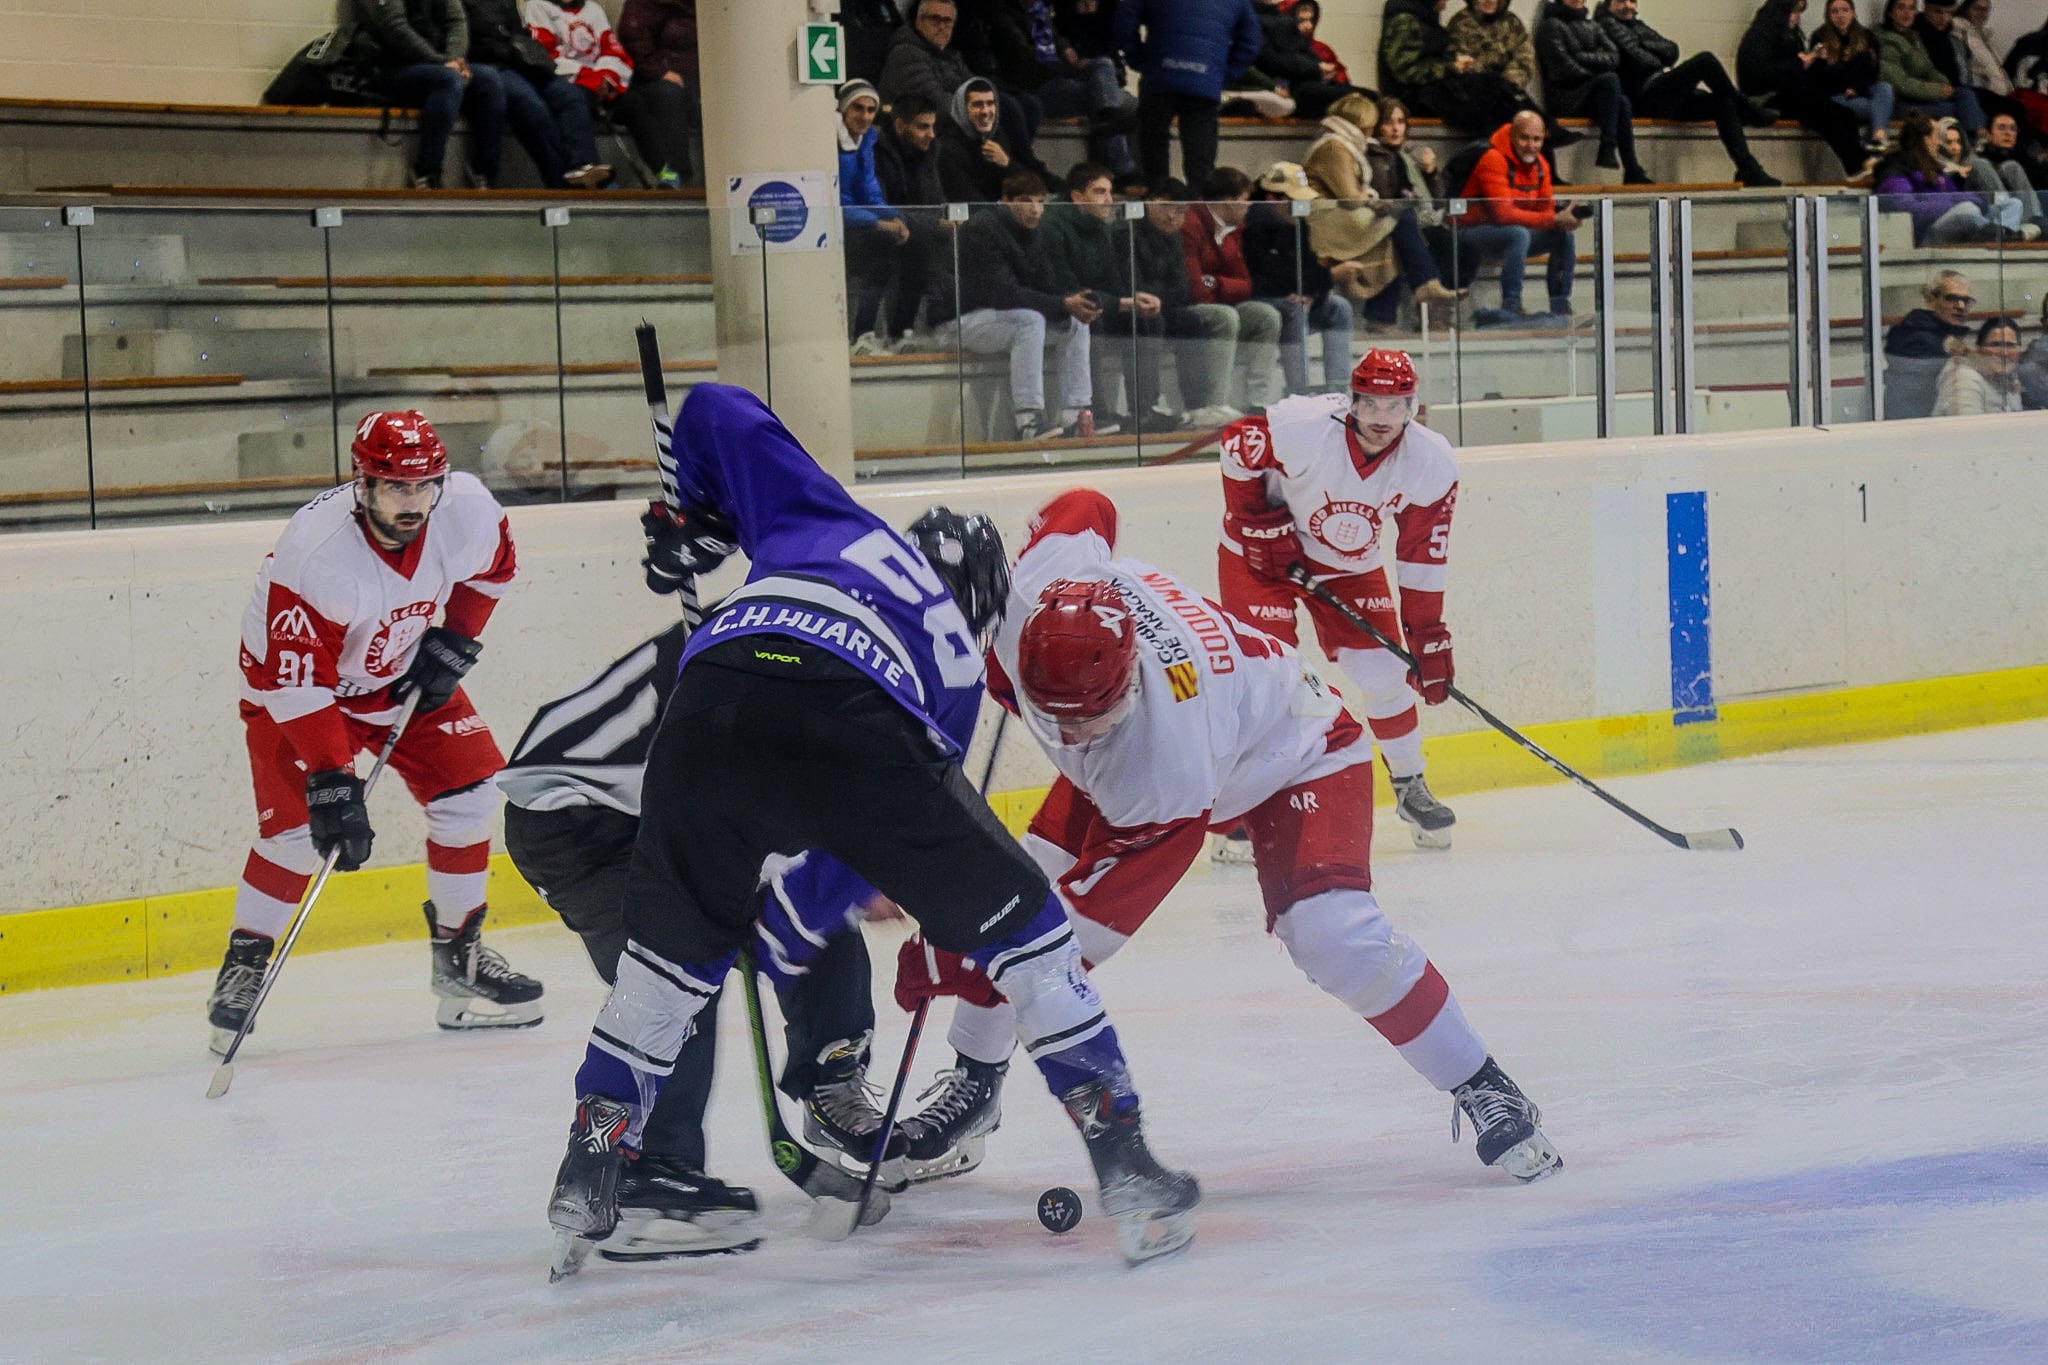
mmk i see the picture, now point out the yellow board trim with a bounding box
[6,662,2046,994]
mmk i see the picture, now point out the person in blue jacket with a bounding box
[1115,0,1263,191]
[836,79,925,345]
[545,383,1202,1270]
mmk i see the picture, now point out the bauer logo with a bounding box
[269,604,318,644]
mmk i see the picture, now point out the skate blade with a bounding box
[549,1231,595,1282]
[207,1026,240,1058]
[1114,1208,1196,1265]
[598,1211,762,1260]
[1496,1131,1564,1183]
[905,1134,986,1185]
[1407,823,1454,850]
[436,996,545,1031]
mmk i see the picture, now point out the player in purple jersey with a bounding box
[545,386,1199,1270]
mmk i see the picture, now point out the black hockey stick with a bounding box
[851,708,1010,1222]
[735,948,881,1240]
[635,321,685,515]
[207,691,423,1098]
[1288,566,1743,853]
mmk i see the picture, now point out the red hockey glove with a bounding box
[894,935,1004,1013]
[1405,620,1454,705]
[1229,504,1305,583]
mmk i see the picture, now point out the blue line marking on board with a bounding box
[1666,490,1715,725]
[1482,1146,2048,1361]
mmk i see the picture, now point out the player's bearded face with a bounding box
[1349,393,1414,451]
[359,476,443,547]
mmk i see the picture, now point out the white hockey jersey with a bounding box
[526,0,634,92]
[238,474,516,770]
[992,489,1367,832]
[1219,392,1459,615]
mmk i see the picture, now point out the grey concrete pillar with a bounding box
[697,0,854,478]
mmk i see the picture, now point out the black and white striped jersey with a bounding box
[498,620,692,816]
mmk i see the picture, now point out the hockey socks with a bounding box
[579,941,734,1145]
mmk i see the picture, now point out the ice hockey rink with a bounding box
[4,720,2045,1364]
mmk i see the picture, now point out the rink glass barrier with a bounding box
[3,189,2043,530]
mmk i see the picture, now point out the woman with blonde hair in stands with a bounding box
[1302,93,1464,322]
[1933,315,2024,414]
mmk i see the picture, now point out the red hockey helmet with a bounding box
[1017,578,1138,726]
[1350,348,1417,398]
[351,410,449,482]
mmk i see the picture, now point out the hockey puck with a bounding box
[1037,1186,1082,1233]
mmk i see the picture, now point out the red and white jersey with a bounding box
[1219,392,1459,620]
[527,0,634,92]
[992,489,1366,830]
[238,473,516,772]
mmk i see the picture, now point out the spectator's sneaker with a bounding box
[1414,279,1467,306]
[1131,410,1184,434]
[1471,307,1522,329]
[1013,412,1048,442]
[656,165,683,190]
[1740,97,1781,127]
[1182,403,1243,430]
[409,172,441,190]
[1736,161,1783,189]
[1623,166,1655,185]
[850,331,889,356]
[2022,224,2044,242]
[563,163,614,190]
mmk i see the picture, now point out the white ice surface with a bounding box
[5,722,2048,1364]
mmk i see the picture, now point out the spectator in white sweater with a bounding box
[1933,315,2024,414]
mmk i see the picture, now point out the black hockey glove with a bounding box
[392,626,481,713]
[641,500,738,595]
[306,768,373,872]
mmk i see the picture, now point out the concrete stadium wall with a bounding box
[4,410,2046,928]
[11,0,2048,113]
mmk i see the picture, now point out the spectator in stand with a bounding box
[1978,110,2048,188]
[1447,0,1537,102]
[1133,183,1257,425]
[1954,1,2012,107]
[526,1,679,188]
[872,94,952,343]
[884,1,1047,181]
[1809,0,1895,154]
[2006,16,2048,139]
[1244,160,1357,393]
[953,169,1100,439]
[1535,0,1651,183]
[1595,0,1783,186]
[1114,0,1264,191]
[1917,0,2014,128]
[1364,95,1465,331]
[462,0,607,187]
[938,78,1021,200]
[1877,0,1984,133]
[1383,0,1559,141]
[1882,267,1974,417]
[1184,167,1284,410]
[1451,109,1582,325]
[1246,0,1370,121]
[1285,2,1350,83]
[1037,160,1163,430]
[837,81,915,348]
[844,0,905,83]
[1738,0,1872,173]
[984,0,1139,179]
[616,0,701,182]
[1875,108,2022,242]
[1303,92,1466,317]
[1939,116,2044,229]
[1932,315,2023,414]
[347,0,494,189]
[2015,296,2048,407]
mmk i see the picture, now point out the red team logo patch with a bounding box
[364,600,437,677]
[1307,499,1382,557]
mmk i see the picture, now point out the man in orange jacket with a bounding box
[1451,110,1585,326]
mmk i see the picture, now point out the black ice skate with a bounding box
[1210,827,1256,865]
[206,930,274,1057]
[425,902,544,1030]
[547,1094,634,1280]
[897,1055,1007,1183]
[1062,1081,1201,1265]
[1452,1056,1562,1183]
[599,1156,762,1262]
[803,1038,910,1190]
[1391,773,1456,849]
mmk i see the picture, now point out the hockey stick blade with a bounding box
[1285,566,1744,854]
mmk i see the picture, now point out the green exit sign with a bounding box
[799,22,844,85]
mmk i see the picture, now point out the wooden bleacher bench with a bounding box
[44,183,706,203]
[364,359,717,379]
[197,273,713,289]
[0,469,321,509]
[0,374,243,396]
[0,277,68,291]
